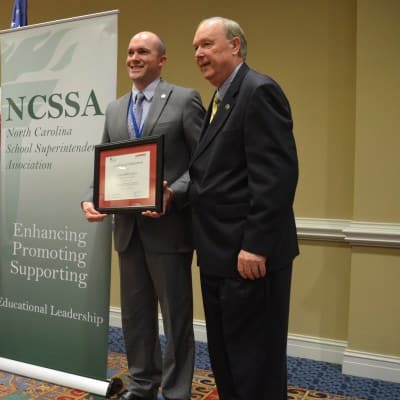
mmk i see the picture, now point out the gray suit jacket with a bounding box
[89,79,204,254]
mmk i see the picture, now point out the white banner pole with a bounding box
[0,357,123,397]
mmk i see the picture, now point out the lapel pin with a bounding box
[225,104,231,110]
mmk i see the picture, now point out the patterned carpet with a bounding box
[0,351,363,400]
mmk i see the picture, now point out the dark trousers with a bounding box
[200,264,293,400]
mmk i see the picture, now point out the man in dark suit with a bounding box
[82,32,204,400]
[190,17,299,400]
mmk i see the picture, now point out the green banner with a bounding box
[0,11,118,380]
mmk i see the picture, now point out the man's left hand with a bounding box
[237,250,267,280]
[142,180,173,218]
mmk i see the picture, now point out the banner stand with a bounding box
[0,9,119,395]
[0,357,123,397]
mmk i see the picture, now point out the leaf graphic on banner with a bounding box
[1,41,15,62]
[50,43,78,72]
[3,29,76,82]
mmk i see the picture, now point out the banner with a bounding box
[0,10,118,383]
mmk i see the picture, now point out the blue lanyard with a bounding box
[129,94,144,138]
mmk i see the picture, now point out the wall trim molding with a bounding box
[287,333,346,365]
[109,307,399,383]
[110,307,208,342]
[343,349,400,383]
[109,306,122,328]
[296,218,400,248]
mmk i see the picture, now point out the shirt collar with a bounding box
[131,77,161,101]
[217,62,243,100]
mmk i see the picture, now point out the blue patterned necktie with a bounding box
[135,92,145,129]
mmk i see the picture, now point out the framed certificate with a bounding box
[93,136,164,213]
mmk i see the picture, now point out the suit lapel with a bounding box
[142,80,171,137]
[119,93,131,141]
[191,63,249,163]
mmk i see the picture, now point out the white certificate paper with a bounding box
[104,151,150,201]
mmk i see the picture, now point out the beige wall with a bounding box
[291,242,351,340]
[348,249,400,355]
[1,0,399,360]
[346,0,400,357]
[354,0,400,223]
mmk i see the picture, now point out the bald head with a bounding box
[126,31,167,90]
[131,31,166,56]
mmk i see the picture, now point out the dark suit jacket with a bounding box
[189,63,299,277]
[89,79,204,254]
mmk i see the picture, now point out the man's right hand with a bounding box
[82,201,108,222]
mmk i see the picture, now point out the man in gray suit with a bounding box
[82,32,204,400]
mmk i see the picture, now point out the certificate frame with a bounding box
[93,136,164,213]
